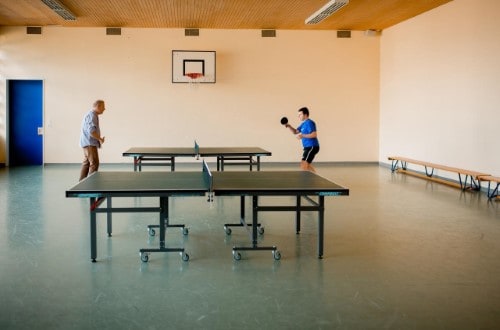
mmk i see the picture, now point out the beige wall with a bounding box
[2,0,499,175]
[380,0,500,176]
[0,27,380,164]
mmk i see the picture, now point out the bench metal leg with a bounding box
[487,181,500,199]
[458,174,481,191]
[390,160,399,172]
[424,166,434,177]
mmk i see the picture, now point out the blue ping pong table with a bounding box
[66,161,349,262]
[123,141,272,171]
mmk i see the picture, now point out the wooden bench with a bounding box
[388,156,490,191]
[478,175,500,199]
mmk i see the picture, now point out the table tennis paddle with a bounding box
[280,117,288,125]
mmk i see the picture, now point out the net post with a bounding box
[194,140,200,159]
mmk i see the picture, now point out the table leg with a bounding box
[240,195,245,218]
[318,196,325,259]
[90,198,97,262]
[140,196,187,262]
[252,196,258,247]
[220,156,224,171]
[106,197,112,237]
[223,195,262,234]
[159,196,167,248]
[231,195,277,260]
[296,196,301,234]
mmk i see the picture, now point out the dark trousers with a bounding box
[79,146,99,181]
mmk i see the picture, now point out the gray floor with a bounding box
[1,163,499,329]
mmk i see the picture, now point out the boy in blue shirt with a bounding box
[284,107,320,172]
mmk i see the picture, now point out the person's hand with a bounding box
[100,136,105,144]
[296,133,302,140]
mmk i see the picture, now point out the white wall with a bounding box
[0,27,380,164]
[380,0,500,176]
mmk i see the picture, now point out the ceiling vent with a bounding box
[337,30,351,38]
[27,26,42,35]
[41,0,76,21]
[305,0,349,25]
[261,30,276,38]
[106,27,121,35]
[185,29,200,36]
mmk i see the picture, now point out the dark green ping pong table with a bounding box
[65,161,349,263]
[122,141,272,171]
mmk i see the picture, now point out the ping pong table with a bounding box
[66,161,349,263]
[123,141,272,171]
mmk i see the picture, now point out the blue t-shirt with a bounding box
[297,119,319,148]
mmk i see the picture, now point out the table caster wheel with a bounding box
[148,228,156,236]
[182,227,189,235]
[233,251,241,261]
[181,252,190,261]
[258,227,265,235]
[140,252,150,262]
[273,250,281,260]
[224,226,232,235]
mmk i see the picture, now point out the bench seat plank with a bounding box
[397,169,465,190]
[478,175,500,183]
[388,156,490,191]
[388,156,489,178]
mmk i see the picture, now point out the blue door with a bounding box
[8,80,43,166]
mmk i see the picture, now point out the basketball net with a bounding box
[185,73,203,89]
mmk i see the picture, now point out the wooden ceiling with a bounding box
[0,0,452,31]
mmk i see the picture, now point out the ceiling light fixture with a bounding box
[305,0,349,25]
[41,0,76,21]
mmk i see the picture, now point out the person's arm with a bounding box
[90,131,105,144]
[285,124,299,134]
[89,112,105,145]
[297,131,317,139]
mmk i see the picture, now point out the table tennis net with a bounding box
[194,140,200,157]
[202,159,213,192]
